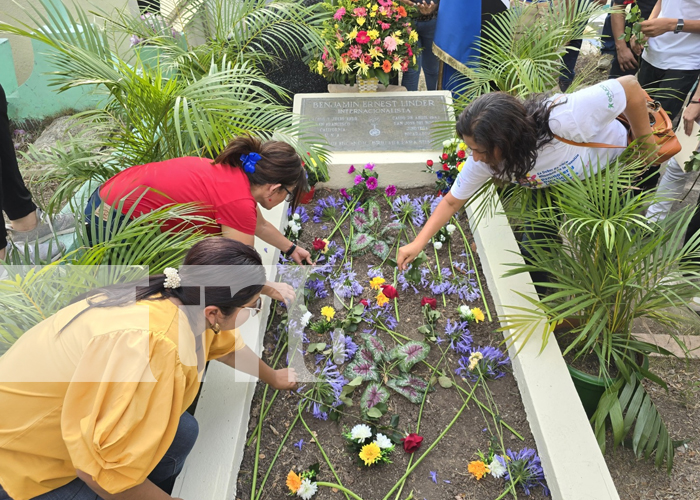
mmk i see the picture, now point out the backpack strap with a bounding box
[552,134,628,149]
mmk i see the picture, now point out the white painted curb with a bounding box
[172,202,287,500]
[467,186,620,500]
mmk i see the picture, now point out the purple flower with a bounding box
[354,174,364,185]
[340,188,351,200]
[129,34,143,46]
[456,345,510,382]
[355,206,365,212]
[385,185,397,196]
[13,129,26,135]
[305,278,328,299]
[313,196,343,223]
[429,471,437,483]
[287,206,310,223]
[294,439,304,450]
[348,165,356,173]
[444,319,473,354]
[366,177,378,190]
[364,162,375,170]
[503,448,549,496]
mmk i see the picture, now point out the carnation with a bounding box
[374,433,393,449]
[296,478,318,500]
[300,311,313,327]
[366,177,378,190]
[350,424,373,443]
[489,456,507,478]
[354,174,364,185]
[385,185,397,196]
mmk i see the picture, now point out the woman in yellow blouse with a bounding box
[0,238,296,500]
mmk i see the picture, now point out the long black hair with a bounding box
[215,135,309,212]
[456,92,563,181]
[65,238,266,334]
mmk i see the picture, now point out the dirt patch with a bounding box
[237,187,547,500]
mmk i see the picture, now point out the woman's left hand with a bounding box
[272,368,298,391]
[263,282,296,304]
[290,245,313,265]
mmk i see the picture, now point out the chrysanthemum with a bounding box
[489,456,507,478]
[296,477,318,499]
[472,307,485,322]
[359,442,382,466]
[286,470,302,493]
[321,306,335,321]
[350,423,373,443]
[468,460,489,480]
[369,276,386,289]
[374,433,393,449]
[376,292,389,306]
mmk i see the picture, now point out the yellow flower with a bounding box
[372,4,378,10]
[392,59,402,71]
[334,23,339,29]
[376,292,389,307]
[373,61,380,68]
[367,29,380,40]
[357,16,366,26]
[468,351,483,371]
[369,277,386,290]
[459,141,467,151]
[468,460,489,480]
[370,11,376,17]
[393,30,402,38]
[347,28,358,40]
[335,40,346,49]
[359,442,382,466]
[412,55,416,64]
[339,58,351,73]
[286,470,302,493]
[366,2,370,6]
[357,59,369,76]
[316,61,324,75]
[472,307,485,323]
[409,30,418,43]
[369,46,381,58]
[321,238,330,253]
[321,306,336,321]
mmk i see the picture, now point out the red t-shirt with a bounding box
[100,157,257,235]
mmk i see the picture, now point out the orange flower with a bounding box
[397,6,407,16]
[468,460,489,480]
[382,60,392,73]
[376,291,389,306]
[286,470,302,493]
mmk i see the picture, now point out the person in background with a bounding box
[0,84,74,264]
[609,0,657,77]
[400,0,440,91]
[397,77,658,274]
[85,135,312,303]
[0,238,297,500]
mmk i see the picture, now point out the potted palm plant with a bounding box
[502,159,700,472]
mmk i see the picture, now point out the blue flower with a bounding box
[503,448,549,496]
[429,471,437,483]
[294,439,304,450]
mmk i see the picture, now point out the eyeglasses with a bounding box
[282,186,294,203]
[242,296,263,317]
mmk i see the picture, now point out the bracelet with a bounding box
[284,243,297,257]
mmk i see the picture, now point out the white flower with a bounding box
[468,351,484,371]
[350,424,373,443]
[374,433,393,449]
[442,139,452,148]
[433,241,443,250]
[458,305,471,318]
[289,221,301,234]
[489,457,507,478]
[300,311,313,327]
[296,478,318,499]
[439,234,445,242]
[446,224,456,234]
[293,213,301,220]
[451,138,459,145]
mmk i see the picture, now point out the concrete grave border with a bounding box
[173,185,620,500]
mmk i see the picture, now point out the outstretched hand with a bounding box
[397,241,423,271]
[263,282,296,305]
[272,368,298,391]
[290,245,313,265]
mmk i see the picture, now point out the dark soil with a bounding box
[237,187,547,500]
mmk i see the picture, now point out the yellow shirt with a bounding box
[0,296,244,500]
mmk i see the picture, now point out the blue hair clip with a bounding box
[240,152,261,173]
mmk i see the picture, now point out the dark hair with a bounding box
[456,92,562,181]
[65,238,266,334]
[215,135,309,211]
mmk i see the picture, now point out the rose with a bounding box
[366,177,378,190]
[421,297,437,310]
[441,153,448,160]
[360,299,370,307]
[457,150,466,159]
[426,159,434,167]
[312,238,327,251]
[401,433,423,453]
[380,284,398,299]
[442,163,449,170]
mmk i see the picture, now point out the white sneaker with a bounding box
[7,209,76,244]
[5,240,65,264]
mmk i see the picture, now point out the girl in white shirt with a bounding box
[397,75,659,270]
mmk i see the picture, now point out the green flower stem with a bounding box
[454,217,492,321]
[333,216,349,250]
[267,300,277,331]
[298,406,351,500]
[254,403,305,500]
[328,199,359,240]
[432,244,447,307]
[316,482,365,500]
[381,381,480,500]
[393,267,400,322]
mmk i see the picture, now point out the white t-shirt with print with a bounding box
[642,0,700,71]
[450,79,629,201]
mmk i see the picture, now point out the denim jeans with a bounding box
[0,412,199,500]
[83,186,131,246]
[402,17,439,91]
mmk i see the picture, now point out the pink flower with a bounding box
[334,7,346,20]
[385,185,397,196]
[383,36,397,53]
[340,188,351,200]
[356,31,370,44]
[348,165,356,173]
[322,47,329,60]
[379,22,391,30]
[354,174,364,185]
[366,177,378,190]
[378,0,392,6]
[348,44,363,60]
[364,162,375,170]
[353,6,367,16]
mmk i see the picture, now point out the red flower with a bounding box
[312,238,327,251]
[426,159,434,167]
[401,433,423,453]
[441,153,449,160]
[623,0,634,4]
[442,163,449,170]
[356,31,370,44]
[360,299,369,307]
[363,54,372,65]
[397,5,407,17]
[380,284,399,299]
[457,149,466,159]
[421,297,437,309]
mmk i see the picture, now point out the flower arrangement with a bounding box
[286,207,309,241]
[346,163,380,201]
[311,0,420,86]
[425,138,469,195]
[457,305,485,323]
[343,424,395,466]
[286,464,320,499]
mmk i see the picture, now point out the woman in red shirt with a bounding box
[85,136,312,301]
